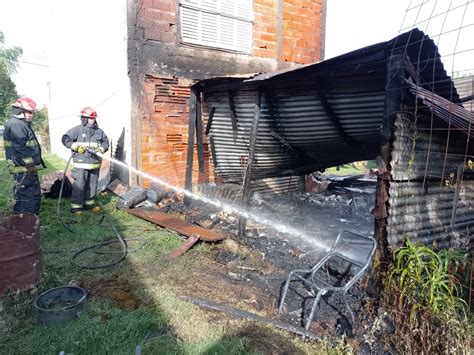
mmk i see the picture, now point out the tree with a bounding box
[0,31,21,125]
[0,65,17,125]
[32,106,50,152]
[32,106,48,133]
[0,31,22,74]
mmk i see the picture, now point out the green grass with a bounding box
[0,154,342,354]
[324,164,365,176]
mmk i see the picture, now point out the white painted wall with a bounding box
[48,0,131,167]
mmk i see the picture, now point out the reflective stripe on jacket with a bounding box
[3,116,46,173]
[61,122,109,170]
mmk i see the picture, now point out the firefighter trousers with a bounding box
[71,168,99,211]
[13,172,41,215]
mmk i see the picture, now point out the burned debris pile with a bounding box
[106,172,384,343]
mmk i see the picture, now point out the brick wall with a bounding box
[134,0,323,188]
[137,0,322,62]
[253,0,279,59]
[281,0,322,63]
[137,0,177,43]
[254,0,322,63]
[141,75,214,188]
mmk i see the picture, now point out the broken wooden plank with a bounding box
[205,107,215,135]
[184,87,198,206]
[196,90,204,173]
[126,208,224,242]
[238,88,262,236]
[169,234,200,258]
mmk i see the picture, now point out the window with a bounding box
[179,0,253,53]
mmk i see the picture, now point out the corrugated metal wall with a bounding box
[205,78,385,187]
[454,76,474,112]
[204,87,302,193]
[388,111,474,248]
[199,29,473,250]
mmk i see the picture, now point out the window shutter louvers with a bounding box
[179,0,253,53]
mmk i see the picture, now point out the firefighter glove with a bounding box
[73,145,86,154]
[25,163,38,174]
[97,146,106,154]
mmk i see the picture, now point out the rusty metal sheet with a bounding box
[126,209,225,242]
[0,213,41,295]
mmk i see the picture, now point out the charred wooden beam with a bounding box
[299,175,306,193]
[459,95,474,103]
[382,54,404,141]
[205,107,215,135]
[196,90,204,173]
[318,91,355,146]
[270,131,295,152]
[176,295,323,341]
[375,53,405,274]
[238,88,262,236]
[209,135,218,171]
[184,87,198,206]
[403,56,419,84]
[269,131,318,165]
[228,90,238,135]
[450,165,463,228]
[263,88,277,126]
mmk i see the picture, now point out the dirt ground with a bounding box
[127,174,392,351]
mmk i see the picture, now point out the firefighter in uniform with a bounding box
[3,96,46,215]
[61,107,109,215]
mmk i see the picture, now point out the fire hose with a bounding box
[57,148,130,269]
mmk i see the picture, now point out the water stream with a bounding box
[102,155,330,252]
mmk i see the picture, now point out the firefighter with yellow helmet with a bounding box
[61,107,109,215]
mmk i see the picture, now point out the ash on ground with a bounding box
[132,174,394,352]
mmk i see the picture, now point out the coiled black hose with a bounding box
[57,151,129,269]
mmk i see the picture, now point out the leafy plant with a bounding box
[384,240,470,353]
[389,240,468,319]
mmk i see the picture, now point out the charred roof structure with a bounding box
[185,29,474,250]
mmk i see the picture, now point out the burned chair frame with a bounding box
[278,230,377,330]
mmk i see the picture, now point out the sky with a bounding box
[325,0,411,58]
[0,0,52,108]
[0,0,473,108]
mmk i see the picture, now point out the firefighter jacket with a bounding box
[61,121,109,170]
[3,116,46,173]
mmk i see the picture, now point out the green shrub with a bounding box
[383,240,470,353]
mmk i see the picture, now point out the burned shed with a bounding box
[186,29,474,249]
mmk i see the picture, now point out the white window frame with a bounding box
[179,0,253,54]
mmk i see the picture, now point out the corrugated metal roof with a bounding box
[453,76,474,112]
[200,29,457,183]
[409,82,474,137]
[200,28,458,101]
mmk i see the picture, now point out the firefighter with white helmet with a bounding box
[61,107,109,215]
[3,96,46,215]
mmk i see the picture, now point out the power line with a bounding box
[18,60,49,68]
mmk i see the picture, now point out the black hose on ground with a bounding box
[56,151,129,270]
[70,218,128,270]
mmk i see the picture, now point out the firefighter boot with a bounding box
[85,202,102,214]
[71,208,83,216]
[90,205,102,214]
[68,209,83,225]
